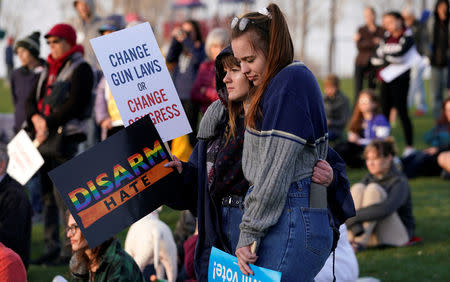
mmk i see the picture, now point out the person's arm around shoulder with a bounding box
[236,67,327,275]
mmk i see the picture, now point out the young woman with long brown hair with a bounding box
[165,45,348,281]
[334,89,391,167]
[230,4,334,280]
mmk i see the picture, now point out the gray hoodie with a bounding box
[69,0,103,69]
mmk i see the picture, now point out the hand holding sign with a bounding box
[90,22,192,142]
[208,247,281,282]
[7,130,44,185]
[49,116,178,248]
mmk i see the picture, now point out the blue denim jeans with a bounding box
[221,178,332,282]
[221,202,244,255]
[430,66,448,118]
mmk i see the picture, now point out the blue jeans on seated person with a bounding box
[221,178,333,282]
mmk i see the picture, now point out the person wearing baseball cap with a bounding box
[26,22,94,266]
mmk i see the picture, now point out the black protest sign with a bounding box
[49,115,176,247]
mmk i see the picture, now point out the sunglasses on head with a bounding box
[46,38,62,45]
[230,16,268,32]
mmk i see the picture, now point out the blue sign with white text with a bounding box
[208,247,281,282]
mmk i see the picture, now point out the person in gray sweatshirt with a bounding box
[346,139,415,251]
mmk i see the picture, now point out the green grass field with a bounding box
[1,77,449,281]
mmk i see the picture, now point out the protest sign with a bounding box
[49,116,178,247]
[7,130,44,185]
[90,22,192,142]
[208,247,282,282]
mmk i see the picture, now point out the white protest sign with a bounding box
[6,130,44,185]
[90,22,192,142]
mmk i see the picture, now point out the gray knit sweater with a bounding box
[238,62,329,250]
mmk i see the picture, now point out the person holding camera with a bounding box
[166,20,206,145]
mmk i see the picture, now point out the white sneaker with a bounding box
[402,147,416,158]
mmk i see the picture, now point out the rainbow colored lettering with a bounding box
[68,140,167,212]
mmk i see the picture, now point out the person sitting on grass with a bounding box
[346,139,416,252]
[65,212,144,281]
[402,97,450,180]
[334,89,390,167]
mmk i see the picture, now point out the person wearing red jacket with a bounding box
[190,28,230,114]
[26,23,94,265]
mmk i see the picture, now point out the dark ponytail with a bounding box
[231,3,294,128]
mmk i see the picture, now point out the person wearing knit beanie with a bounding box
[15,31,41,59]
[11,32,44,134]
[45,23,77,47]
[27,21,93,267]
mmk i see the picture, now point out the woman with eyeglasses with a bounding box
[228,4,333,280]
[370,11,415,157]
[334,89,391,168]
[65,212,144,281]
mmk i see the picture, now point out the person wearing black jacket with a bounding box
[429,0,450,118]
[371,11,416,156]
[26,23,93,265]
[11,31,45,134]
[0,143,32,269]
